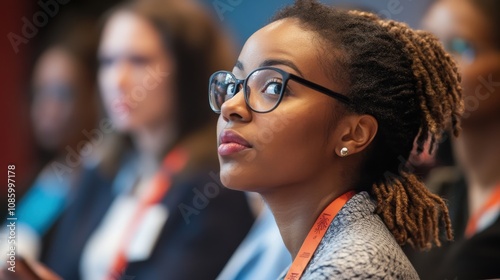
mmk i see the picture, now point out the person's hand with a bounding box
[0,257,61,280]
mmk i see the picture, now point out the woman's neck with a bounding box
[132,120,178,177]
[261,174,350,259]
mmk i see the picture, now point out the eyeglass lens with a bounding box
[209,68,285,113]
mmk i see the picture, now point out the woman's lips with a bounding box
[112,99,131,115]
[218,130,252,156]
[218,143,249,156]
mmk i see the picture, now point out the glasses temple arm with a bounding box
[289,74,351,104]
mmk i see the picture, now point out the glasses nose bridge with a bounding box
[233,78,245,95]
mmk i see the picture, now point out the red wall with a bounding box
[0,2,36,199]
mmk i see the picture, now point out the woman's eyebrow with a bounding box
[259,59,304,76]
[235,59,305,77]
[235,60,244,70]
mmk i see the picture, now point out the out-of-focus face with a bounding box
[216,19,346,193]
[98,11,175,133]
[31,47,81,151]
[423,0,500,126]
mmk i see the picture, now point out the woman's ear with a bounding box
[333,114,378,157]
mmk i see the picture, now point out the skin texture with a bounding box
[423,0,500,216]
[31,47,90,152]
[217,18,378,258]
[98,11,177,162]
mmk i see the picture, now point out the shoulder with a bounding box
[303,192,419,279]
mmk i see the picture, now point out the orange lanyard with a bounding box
[284,191,355,280]
[465,184,500,238]
[107,148,188,280]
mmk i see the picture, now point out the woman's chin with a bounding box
[220,174,241,190]
[220,173,256,192]
[110,118,138,133]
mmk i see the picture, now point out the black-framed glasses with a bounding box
[208,66,351,114]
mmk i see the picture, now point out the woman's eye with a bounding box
[226,83,236,95]
[129,55,151,65]
[263,81,282,95]
[98,56,114,67]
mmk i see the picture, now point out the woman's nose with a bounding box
[220,85,252,123]
[108,61,133,92]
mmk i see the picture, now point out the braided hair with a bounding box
[273,0,464,250]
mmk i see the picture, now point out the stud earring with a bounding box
[340,147,349,157]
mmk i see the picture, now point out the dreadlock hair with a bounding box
[273,0,464,250]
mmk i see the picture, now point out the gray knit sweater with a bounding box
[279,192,419,279]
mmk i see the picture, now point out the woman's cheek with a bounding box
[460,56,500,120]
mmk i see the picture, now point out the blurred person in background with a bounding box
[29,0,255,279]
[216,192,291,280]
[405,0,500,278]
[1,16,100,262]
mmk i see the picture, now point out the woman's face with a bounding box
[31,47,84,151]
[98,11,175,133]
[423,0,500,126]
[217,19,345,193]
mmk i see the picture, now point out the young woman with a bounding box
[3,17,100,261]
[209,0,463,278]
[406,0,500,278]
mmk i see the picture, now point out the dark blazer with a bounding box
[405,171,500,280]
[41,146,254,280]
